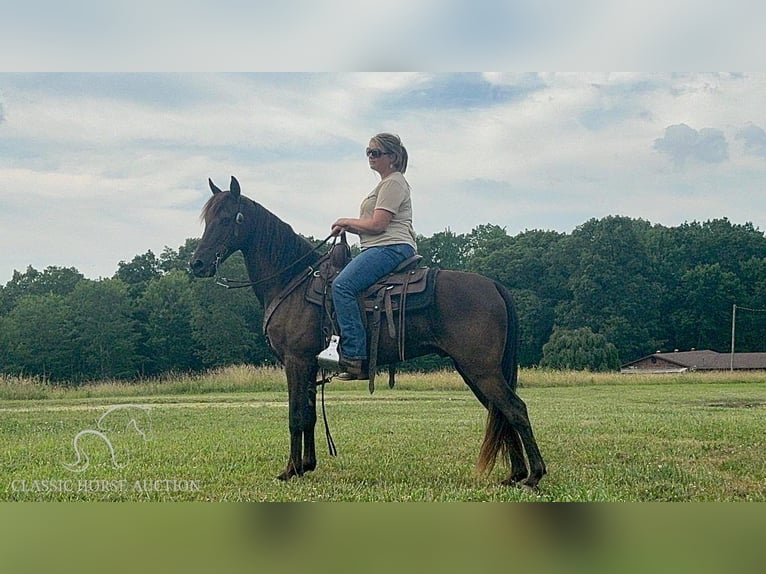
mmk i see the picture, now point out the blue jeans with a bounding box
[332,243,416,360]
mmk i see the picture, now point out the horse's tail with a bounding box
[495,281,520,392]
[476,281,520,475]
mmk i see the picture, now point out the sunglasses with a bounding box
[366,148,392,159]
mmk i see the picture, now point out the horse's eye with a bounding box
[236,212,244,225]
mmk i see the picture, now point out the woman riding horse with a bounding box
[328,133,417,381]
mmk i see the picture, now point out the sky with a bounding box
[2,72,766,284]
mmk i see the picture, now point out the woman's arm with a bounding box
[332,208,393,236]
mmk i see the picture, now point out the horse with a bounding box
[190,176,546,487]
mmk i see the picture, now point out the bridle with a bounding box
[211,197,335,290]
[214,234,335,290]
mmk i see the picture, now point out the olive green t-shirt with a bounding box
[358,172,417,250]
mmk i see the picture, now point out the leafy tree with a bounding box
[159,239,200,275]
[138,270,200,375]
[465,224,511,259]
[554,216,663,361]
[0,294,77,381]
[511,289,555,366]
[469,229,565,291]
[5,214,766,380]
[191,254,273,367]
[667,219,766,275]
[734,257,766,351]
[652,219,766,353]
[114,250,161,296]
[67,279,140,380]
[669,263,741,351]
[0,266,84,315]
[417,228,469,270]
[540,327,621,371]
[466,228,568,367]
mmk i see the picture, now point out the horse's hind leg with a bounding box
[504,431,528,486]
[432,272,545,486]
[455,364,528,484]
[470,372,546,487]
[499,389,546,487]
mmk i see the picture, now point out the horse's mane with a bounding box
[200,193,222,222]
[201,192,320,280]
[250,200,319,274]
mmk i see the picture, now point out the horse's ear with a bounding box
[209,178,223,195]
[230,176,241,198]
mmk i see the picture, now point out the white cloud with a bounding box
[736,123,766,158]
[2,72,766,283]
[654,123,729,165]
[3,1,766,70]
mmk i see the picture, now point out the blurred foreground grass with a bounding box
[0,503,763,574]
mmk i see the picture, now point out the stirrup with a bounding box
[316,335,341,370]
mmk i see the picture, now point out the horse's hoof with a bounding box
[501,476,526,487]
[502,471,528,486]
[277,465,302,481]
[522,474,545,489]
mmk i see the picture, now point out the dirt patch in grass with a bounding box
[705,399,766,409]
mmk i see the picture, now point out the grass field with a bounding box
[1,366,764,501]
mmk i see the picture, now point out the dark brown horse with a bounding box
[190,176,546,487]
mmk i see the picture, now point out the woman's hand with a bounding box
[331,210,393,236]
[331,218,350,236]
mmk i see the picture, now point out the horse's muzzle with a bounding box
[189,258,215,278]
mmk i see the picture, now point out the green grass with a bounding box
[1,367,764,501]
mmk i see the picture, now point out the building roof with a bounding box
[622,350,766,371]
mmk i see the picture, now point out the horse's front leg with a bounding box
[277,357,317,481]
[302,381,318,472]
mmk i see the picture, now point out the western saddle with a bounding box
[304,236,437,392]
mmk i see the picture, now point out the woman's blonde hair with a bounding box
[371,133,408,174]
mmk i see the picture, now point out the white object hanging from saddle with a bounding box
[316,335,341,370]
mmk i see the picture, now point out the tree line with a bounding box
[2,215,766,382]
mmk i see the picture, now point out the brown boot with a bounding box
[337,358,368,380]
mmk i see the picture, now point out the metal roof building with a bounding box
[621,350,766,373]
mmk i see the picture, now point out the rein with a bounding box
[215,233,336,290]
[315,373,338,457]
